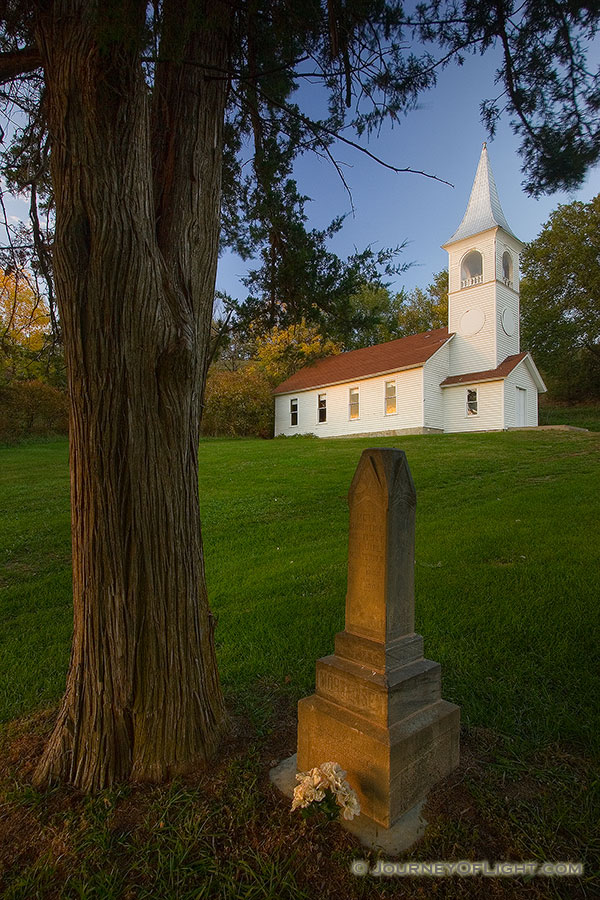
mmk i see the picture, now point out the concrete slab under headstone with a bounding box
[269,753,427,855]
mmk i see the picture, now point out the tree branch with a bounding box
[251,82,454,187]
[0,46,42,85]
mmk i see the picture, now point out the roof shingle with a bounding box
[440,352,528,386]
[273,328,452,394]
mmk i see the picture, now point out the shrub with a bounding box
[0,380,69,443]
[201,366,273,438]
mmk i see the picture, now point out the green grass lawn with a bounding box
[1,431,599,899]
[538,401,600,431]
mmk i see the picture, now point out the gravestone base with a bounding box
[297,692,460,827]
[269,753,427,855]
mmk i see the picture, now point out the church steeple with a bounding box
[443,144,523,375]
[445,143,517,246]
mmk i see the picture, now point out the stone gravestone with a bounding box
[271,448,460,852]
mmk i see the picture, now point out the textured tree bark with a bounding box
[32,0,230,792]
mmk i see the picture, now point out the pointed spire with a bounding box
[445,144,517,245]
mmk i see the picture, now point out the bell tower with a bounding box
[442,144,523,376]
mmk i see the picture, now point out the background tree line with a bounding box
[4,188,600,442]
[0,267,66,441]
[203,185,600,439]
[520,194,600,402]
[202,268,449,437]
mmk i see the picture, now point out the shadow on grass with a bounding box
[0,697,597,900]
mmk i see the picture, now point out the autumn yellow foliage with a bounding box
[201,366,273,437]
[253,319,341,386]
[0,269,50,354]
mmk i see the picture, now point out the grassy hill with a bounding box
[538,401,600,431]
[1,431,599,898]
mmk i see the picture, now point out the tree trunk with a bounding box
[33,0,230,792]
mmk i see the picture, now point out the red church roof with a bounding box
[273,328,453,394]
[440,352,528,386]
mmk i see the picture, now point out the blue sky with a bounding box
[217,46,600,299]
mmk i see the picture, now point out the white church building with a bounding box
[273,144,546,437]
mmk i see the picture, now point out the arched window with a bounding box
[461,250,483,288]
[502,251,513,286]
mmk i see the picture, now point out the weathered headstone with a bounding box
[272,448,460,850]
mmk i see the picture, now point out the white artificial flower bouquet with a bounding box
[291,761,361,821]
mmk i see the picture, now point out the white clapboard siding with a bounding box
[504,361,539,427]
[423,340,450,431]
[273,147,545,439]
[274,366,424,437]
[443,380,505,433]
[447,229,498,296]
[495,233,522,294]
[495,281,520,363]
[447,230,499,374]
[448,281,498,374]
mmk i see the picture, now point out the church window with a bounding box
[290,398,298,426]
[318,393,327,423]
[501,251,513,286]
[466,389,478,416]
[349,387,359,419]
[385,380,397,415]
[461,250,483,288]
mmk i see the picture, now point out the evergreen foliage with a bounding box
[1,2,598,339]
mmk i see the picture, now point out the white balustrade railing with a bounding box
[460,274,484,288]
